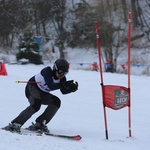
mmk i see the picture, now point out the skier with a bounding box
[3,58,78,133]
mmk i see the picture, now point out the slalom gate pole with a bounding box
[127,12,132,137]
[16,81,41,84]
[95,21,103,84]
[95,21,108,139]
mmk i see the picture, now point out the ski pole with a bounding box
[16,80,41,84]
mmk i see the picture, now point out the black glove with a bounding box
[60,80,74,89]
[69,81,78,92]
[60,80,78,92]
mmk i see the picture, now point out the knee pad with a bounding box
[25,85,30,98]
[52,96,61,108]
[32,99,41,112]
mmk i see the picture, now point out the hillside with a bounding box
[0,64,150,150]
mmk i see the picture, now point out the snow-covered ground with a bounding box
[0,63,150,150]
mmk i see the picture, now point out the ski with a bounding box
[44,132,82,140]
[2,127,82,141]
[24,128,82,141]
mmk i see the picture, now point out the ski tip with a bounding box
[44,132,82,141]
[73,135,82,140]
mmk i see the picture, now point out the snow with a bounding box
[0,63,150,150]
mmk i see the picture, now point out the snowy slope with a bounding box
[0,64,150,150]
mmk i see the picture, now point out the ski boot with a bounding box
[27,121,50,133]
[2,123,21,133]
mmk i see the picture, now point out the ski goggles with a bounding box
[57,70,68,76]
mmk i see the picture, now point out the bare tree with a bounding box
[30,0,52,37]
[50,0,68,58]
[0,0,17,48]
[0,0,32,48]
[131,0,140,28]
[121,0,128,23]
[68,1,96,49]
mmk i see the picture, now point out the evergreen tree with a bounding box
[16,31,43,64]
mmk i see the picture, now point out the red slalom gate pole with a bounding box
[95,21,108,139]
[95,21,103,84]
[16,81,41,84]
[127,12,132,137]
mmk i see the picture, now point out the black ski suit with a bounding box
[11,66,73,126]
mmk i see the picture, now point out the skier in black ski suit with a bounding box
[3,58,78,133]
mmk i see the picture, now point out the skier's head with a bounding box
[53,58,69,76]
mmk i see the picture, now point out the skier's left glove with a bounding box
[60,80,74,89]
[69,81,78,92]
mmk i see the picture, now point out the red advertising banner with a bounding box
[103,85,130,110]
